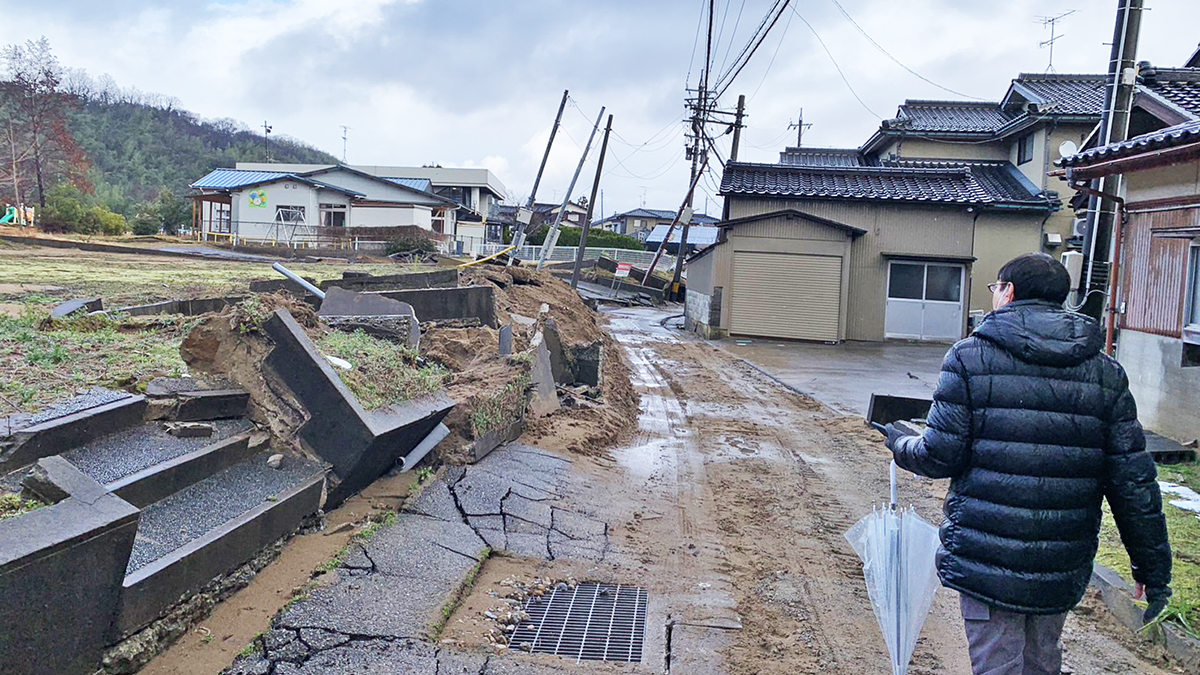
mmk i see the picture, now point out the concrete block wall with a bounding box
[1117,329,1200,443]
[0,458,139,675]
[684,287,725,340]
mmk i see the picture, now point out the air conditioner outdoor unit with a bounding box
[1072,218,1089,238]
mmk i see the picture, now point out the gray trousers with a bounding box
[960,595,1068,675]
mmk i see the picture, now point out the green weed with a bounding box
[317,329,448,410]
[470,372,532,437]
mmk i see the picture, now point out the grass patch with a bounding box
[0,492,45,520]
[430,546,492,641]
[0,309,189,412]
[317,330,448,411]
[470,372,531,438]
[1097,461,1200,639]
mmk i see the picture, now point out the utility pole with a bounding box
[572,114,613,290]
[729,94,747,162]
[1080,0,1143,320]
[262,121,273,162]
[647,158,707,282]
[675,0,715,297]
[788,108,813,147]
[340,125,351,163]
[509,89,568,265]
[1037,10,1076,73]
[536,105,605,269]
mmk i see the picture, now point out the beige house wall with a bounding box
[1124,163,1200,202]
[880,138,1009,161]
[971,212,1045,312]
[717,199,977,341]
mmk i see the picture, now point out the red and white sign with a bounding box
[615,262,633,278]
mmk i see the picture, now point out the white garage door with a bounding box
[730,251,842,341]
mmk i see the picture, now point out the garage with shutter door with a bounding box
[730,251,843,341]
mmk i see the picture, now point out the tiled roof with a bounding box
[1140,67,1200,117]
[191,168,292,189]
[1058,118,1200,167]
[1009,74,1107,115]
[888,101,1013,133]
[779,147,865,167]
[720,161,1051,212]
[881,159,1049,205]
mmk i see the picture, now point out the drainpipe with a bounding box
[1067,173,1125,356]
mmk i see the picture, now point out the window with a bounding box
[276,205,305,224]
[1017,133,1035,165]
[319,203,346,228]
[887,263,924,299]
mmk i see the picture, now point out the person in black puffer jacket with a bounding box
[886,253,1171,675]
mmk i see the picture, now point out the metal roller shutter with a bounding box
[730,251,842,341]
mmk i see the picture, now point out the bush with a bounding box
[132,218,160,236]
[130,202,161,235]
[40,184,128,235]
[525,225,644,250]
[385,229,437,256]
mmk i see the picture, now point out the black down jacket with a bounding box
[892,300,1171,614]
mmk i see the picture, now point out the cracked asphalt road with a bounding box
[225,306,1181,675]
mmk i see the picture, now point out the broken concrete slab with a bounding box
[278,572,454,640]
[323,315,419,349]
[50,297,102,319]
[375,286,496,327]
[262,309,453,506]
[320,268,459,292]
[0,394,146,474]
[528,332,559,419]
[541,318,570,385]
[499,323,513,356]
[318,286,414,319]
[163,421,214,438]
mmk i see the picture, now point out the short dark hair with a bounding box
[997,253,1071,303]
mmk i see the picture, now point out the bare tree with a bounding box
[0,36,87,206]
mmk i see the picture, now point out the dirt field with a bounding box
[578,308,1180,674]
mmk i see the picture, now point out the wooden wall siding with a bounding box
[1120,208,1195,336]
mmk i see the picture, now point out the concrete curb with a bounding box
[0,396,147,474]
[1090,564,1200,671]
[0,235,277,263]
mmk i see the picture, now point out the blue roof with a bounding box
[189,168,364,197]
[191,168,293,189]
[645,225,720,246]
[382,177,433,192]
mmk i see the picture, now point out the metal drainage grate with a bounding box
[508,582,648,663]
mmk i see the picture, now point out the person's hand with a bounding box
[885,423,918,452]
[1136,583,1171,624]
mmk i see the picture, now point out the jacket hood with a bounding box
[974,300,1103,367]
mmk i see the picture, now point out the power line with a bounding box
[827,0,985,101]
[715,0,748,80]
[711,0,783,93]
[685,0,708,88]
[791,6,880,119]
[713,0,791,100]
[747,5,795,104]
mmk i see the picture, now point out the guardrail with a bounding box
[478,244,675,269]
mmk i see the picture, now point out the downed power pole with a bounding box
[508,89,569,266]
[644,155,708,282]
[536,104,606,270]
[571,114,614,290]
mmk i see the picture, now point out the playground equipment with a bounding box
[0,206,15,224]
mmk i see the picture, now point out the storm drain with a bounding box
[508,582,647,663]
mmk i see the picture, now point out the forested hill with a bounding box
[67,98,337,213]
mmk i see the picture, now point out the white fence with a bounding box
[477,244,675,269]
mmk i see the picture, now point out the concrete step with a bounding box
[61,419,256,499]
[174,389,251,422]
[114,452,326,638]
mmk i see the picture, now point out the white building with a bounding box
[190,165,463,249]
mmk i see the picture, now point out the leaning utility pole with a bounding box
[646,159,707,282]
[509,89,569,265]
[572,114,614,290]
[1081,0,1143,319]
[536,105,605,269]
[674,0,716,296]
[729,94,747,162]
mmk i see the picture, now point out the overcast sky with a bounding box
[2,0,1197,218]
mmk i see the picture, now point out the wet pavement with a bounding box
[718,336,947,416]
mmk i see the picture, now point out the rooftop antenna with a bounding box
[788,108,813,147]
[1037,10,1077,73]
[340,125,351,163]
[639,186,648,207]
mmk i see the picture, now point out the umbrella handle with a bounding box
[890,461,898,510]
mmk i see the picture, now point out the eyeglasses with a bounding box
[987,281,1010,293]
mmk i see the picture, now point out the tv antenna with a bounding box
[1037,10,1076,73]
[788,108,813,147]
[340,125,351,163]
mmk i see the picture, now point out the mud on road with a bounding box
[596,308,1179,675]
